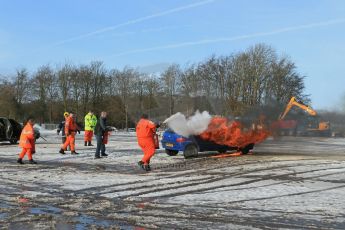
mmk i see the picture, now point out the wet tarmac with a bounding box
[1,132,345,229]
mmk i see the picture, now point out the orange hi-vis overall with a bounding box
[136,119,156,165]
[62,116,77,151]
[18,123,35,160]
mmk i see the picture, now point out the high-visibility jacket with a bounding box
[84,113,97,131]
[65,116,77,135]
[136,119,156,139]
[19,123,35,149]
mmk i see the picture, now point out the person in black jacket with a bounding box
[94,111,108,159]
[57,112,69,144]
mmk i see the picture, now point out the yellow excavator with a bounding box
[277,97,331,136]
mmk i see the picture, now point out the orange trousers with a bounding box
[138,137,155,165]
[62,134,75,151]
[84,130,93,142]
[19,148,33,160]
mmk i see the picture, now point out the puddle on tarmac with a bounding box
[29,205,61,215]
[4,204,136,229]
[75,214,134,230]
[0,212,7,219]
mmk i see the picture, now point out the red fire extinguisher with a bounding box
[103,131,109,144]
[153,132,159,149]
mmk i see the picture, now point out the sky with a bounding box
[0,0,345,110]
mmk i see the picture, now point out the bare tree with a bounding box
[180,64,201,114]
[0,79,16,117]
[12,68,31,120]
[0,43,309,125]
[161,64,182,116]
[33,65,58,122]
[143,75,160,117]
[57,63,73,111]
[115,67,136,129]
[89,61,107,110]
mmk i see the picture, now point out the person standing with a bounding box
[94,111,109,159]
[136,114,159,171]
[57,112,69,145]
[84,110,97,146]
[17,117,37,164]
[59,112,80,155]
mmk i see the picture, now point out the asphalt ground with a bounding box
[1,132,345,229]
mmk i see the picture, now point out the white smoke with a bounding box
[163,110,212,137]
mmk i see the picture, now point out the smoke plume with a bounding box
[163,110,212,137]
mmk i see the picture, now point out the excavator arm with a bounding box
[275,97,331,136]
[279,97,317,120]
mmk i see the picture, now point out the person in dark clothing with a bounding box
[57,112,69,144]
[94,111,109,159]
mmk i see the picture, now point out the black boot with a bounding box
[88,141,93,146]
[59,149,65,155]
[143,164,151,172]
[95,155,101,159]
[101,153,108,157]
[71,151,79,155]
[17,158,24,164]
[29,159,37,164]
[84,141,87,146]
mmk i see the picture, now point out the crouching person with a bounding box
[94,111,109,159]
[17,117,37,164]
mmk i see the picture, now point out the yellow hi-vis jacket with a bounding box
[84,113,97,131]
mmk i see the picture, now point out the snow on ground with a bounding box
[1,132,345,229]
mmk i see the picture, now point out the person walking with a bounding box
[136,114,159,171]
[59,112,80,155]
[57,112,69,145]
[84,110,97,146]
[17,117,37,164]
[94,111,109,159]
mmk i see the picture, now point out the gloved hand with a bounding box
[155,122,161,128]
[32,150,36,154]
[57,130,60,135]
[77,130,81,134]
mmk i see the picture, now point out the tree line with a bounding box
[0,44,308,128]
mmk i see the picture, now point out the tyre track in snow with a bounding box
[1,156,342,201]
[122,165,345,200]
[2,134,345,229]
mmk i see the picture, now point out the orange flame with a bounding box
[199,116,270,148]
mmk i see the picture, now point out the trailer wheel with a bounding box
[183,144,198,159]
[165,149,178,156]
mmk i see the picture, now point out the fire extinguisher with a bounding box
[153,132,159,149]
[103,131,109,144]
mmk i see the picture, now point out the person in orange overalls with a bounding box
[59,112,80,155]
[136,114,159,171]
[17,117,37,164]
